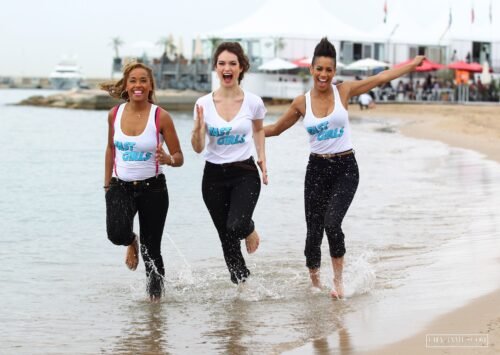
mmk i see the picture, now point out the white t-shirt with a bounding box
[358,93,373,106]
[194,90,266,164]
[113,103,163,181]
[302,85,353,154]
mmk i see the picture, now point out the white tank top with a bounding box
[113,103,163,181]
[194,90,266,164]
[302,85,353,154]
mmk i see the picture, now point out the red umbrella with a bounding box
[447,61,483,72]
[293,57,312,68]
[393,58,444,72]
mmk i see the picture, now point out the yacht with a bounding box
[49,60,86,90]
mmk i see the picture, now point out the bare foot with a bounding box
[331,257,344,299]
[245,230,260,254]
[125,236,139,271]
[309,268,321,290]
[331,277,344,299]
[150,295,161,303]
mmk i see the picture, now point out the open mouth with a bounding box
[222,73,233,84]
[133,90,143,96]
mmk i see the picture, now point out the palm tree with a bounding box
[274,37,285,57]
[208,37,222,52]
[110,37,124,58]
[156,37,169,55]
[157,35,177,58]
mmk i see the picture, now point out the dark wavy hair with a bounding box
[100,62,156,103]
[312,37,337,67]
[212,42,250,84]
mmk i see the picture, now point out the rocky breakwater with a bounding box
[18,89,204,111]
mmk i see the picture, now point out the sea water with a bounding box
[1,89,499,354]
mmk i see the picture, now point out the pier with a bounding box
[17,89,204,111]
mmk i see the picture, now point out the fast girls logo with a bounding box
[306,122,344,141]
[208,125,246,145]
[114,141,152,161]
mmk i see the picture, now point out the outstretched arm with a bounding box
[264,95,305,137]
[341,56,425,102]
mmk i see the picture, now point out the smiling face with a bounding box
[310,56,336,91]
[216,50,243,88]
[125,67,153,102]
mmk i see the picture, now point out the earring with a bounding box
[120,90,129,101]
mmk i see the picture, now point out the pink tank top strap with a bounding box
[154,106,160,176]
[111,104,120,178]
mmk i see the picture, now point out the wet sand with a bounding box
[353,103,500,354]
[350,103,500,163]
[269,102,500,354]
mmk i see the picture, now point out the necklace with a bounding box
[127,106,146,119]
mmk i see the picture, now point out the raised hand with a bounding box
[194,104,205,132]
[413,55,425,68]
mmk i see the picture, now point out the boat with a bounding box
[49,59,86,90]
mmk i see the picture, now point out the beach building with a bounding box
[371,3,500,70]
[200,0,382,98]
[190,0,499,100]
[113,39,211,92]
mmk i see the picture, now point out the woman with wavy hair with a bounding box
[101,62,183,301]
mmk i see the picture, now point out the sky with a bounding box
[0,0,496,78]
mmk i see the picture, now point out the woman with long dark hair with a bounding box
[191,42,268,284]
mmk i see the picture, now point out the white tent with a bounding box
[206,0,371,42]
[259,58,298,71]
[344,58,389,71]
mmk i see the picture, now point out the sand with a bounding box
[350,103,500,163]
[269,102,500,354]
[353,103,500,354]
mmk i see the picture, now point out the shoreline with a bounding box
[354,104,500,354]
[283,102,500,354]
[362,288,500,354]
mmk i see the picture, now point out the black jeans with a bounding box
[202,157,261,284]
[304,153,359,269]
[105,174,169,297]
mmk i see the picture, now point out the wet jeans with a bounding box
[202,157,261,284]
[304,153,359,269]
[105,174,168,297]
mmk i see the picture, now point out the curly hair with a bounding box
[100,61,156,103]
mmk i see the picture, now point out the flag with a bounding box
[490,1,493,24]
[384,0,388,23]
[448,7,452,28]
[471,5,475,24]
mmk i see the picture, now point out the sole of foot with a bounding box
[125,237,139,271]
[245,230,260,254]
